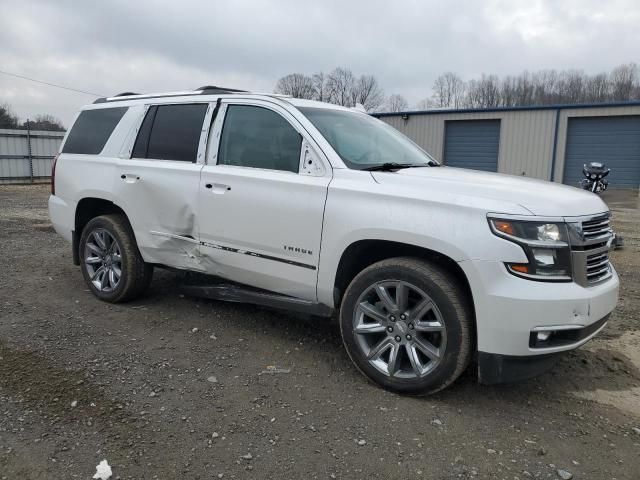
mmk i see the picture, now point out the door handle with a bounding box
[121,174,141,183]
[205,183,231,193]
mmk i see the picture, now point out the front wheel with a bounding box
[339,257,473,395]
[79,214,153,303]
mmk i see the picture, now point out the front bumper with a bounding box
[477,314,610,384]
[459,259,619,358]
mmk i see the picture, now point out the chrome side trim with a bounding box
[531,324,585,331]
[150,230,199,243]
[527,319,609,352]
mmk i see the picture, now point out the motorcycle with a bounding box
[580,161,610,193]
[578,162,624,249]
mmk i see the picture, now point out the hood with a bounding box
[371,166,608,217]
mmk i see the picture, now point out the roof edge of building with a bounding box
[374,100,640,118]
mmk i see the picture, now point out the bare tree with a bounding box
[351,75,385,111]
[385,94,409,112]
[610,63,638,101]
[514,71,535,106]
[0,103,20,129]
[499,75,518,107]
[327,67,356,106]
[425,63,640,109]
[312,72,329,102]
[274,73,316,99]
[531,70,559,105]
[584,73,610,102]
[556,70,585,104]
[275,67,389,108]
[0,103,66,130]
[24,114,65,131]
[466,74,500,108]
[432,72,466,108]
[415,97,438,110]
[276,63,640,113]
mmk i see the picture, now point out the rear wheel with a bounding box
[339,257,473,395]
[79,214,153,303]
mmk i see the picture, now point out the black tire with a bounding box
[339,257,473,395]
[79,214,153,303]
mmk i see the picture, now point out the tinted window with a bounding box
[133,103,208,162]
[218,105,302,173]
[62,107,127,154]
[131,106,156,159]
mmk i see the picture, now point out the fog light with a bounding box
[532,248,555,266]
[536,331,552,342]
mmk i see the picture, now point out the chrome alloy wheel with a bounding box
[353,280,447,379]
[84,228,122,293]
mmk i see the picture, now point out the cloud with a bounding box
[0,0,638,125]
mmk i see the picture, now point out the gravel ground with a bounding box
[1,184,639,480]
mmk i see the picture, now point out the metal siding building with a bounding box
[0,128,65,184]
[376,102,640,189]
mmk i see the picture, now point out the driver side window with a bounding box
[218,105,302,173]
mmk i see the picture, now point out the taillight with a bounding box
[51,154,59,195]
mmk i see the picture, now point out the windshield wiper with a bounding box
[361,162,429,172]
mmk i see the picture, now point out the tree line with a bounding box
[0,103,65,131]
[274,68,405,112]
[274,63,640,112]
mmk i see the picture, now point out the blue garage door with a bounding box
[444,120,500,172]
[563,116,640,188]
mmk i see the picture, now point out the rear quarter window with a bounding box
[62,107,128,154]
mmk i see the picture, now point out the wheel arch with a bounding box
[73,197,131,265]
[332,239,476,342]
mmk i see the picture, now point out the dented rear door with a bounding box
[114,102,215,270]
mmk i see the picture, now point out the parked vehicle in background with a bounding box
[49,87,619,394]
[579,161,625,249]
[580,161,610,193]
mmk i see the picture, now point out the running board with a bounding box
[179,283,333,317]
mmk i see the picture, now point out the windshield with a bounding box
[298,107,438,170]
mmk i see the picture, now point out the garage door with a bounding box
[443,120,500,172]
[563,116,640,188]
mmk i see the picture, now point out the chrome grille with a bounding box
[581,214,611,241]
[585,250,612,284]
[568,213,614,287]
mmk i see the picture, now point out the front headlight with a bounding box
[489,217,572,281]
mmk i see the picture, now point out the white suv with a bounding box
[49,87,619,394]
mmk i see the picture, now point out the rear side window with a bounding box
[132,104,208,162]
[218,105,302,173]
[62,107,128,154]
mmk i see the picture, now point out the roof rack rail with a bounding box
[93,86,250,104]
[195,85,248,94]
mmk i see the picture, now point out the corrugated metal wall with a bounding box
[380,109,557,180]
[552,105,640,183]
[0,128,65,184]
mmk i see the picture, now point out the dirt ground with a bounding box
[1,184,639,480]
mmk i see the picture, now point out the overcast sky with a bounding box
[1,0,639,127]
